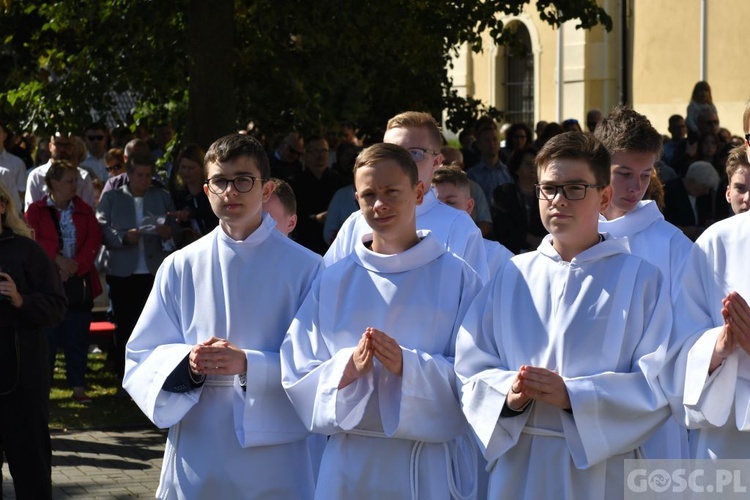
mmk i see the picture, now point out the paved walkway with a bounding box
[2,427,166,499]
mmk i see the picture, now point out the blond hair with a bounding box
[0,181,31,237]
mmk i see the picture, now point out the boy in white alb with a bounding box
[282,143,483,499]
[324,111,489,283]
[595,106,692,459]
[666,104,750,459]
[455,132,673,500]
[432,164,513,278]
[124,134,322,498]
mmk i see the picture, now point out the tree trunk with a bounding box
[185,0,236,148]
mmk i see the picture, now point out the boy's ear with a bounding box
[287,213,298,234]
[261,179,274,203]
[599,184,613,213]
[467,197,475,216]
[415,181,425,206]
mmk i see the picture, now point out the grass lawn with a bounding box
[49,350,153,431]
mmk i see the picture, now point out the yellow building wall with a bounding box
[450,0,750,136]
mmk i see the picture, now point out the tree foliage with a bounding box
[0,0,610,143]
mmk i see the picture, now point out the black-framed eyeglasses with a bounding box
[106,164,122,172]
[205,175,263,194]
[407,147,440,162]
[535,183,604,201]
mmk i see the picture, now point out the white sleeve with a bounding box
[281,277,376,435]
[380,268,482,442]
[123,258,202,429]
[455,274,530,461]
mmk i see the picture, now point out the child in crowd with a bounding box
[455,132,673,499]
[431,164,513,277]
[263,177,298,236]
[724,145,750,215]
[282,143,482,499]
[124,134,322,498]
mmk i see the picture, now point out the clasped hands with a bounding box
[710,291,750,373]
[507,365,571,412]
[339,327,402,389]
[189,336,247,377]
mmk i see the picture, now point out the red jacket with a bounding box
[25,196,103,299]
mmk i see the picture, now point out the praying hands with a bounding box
[507,365,571,411]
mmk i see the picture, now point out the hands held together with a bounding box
[189,336,247,377]
[710,291,750,373]
[507,365,571,412]
[339,327,403,389]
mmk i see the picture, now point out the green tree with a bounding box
[0,0,610,145]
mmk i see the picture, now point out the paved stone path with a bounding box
[2,427,166,499]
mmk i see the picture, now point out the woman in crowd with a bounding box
[492,146,546,253]
[25,160,102,403]
[0,180,66,499]
[169,144,218,243]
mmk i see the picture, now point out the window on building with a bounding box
[505,22,534,128]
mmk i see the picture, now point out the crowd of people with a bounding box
[0,78,749,498]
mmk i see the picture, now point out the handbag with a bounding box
[46,206,93,310]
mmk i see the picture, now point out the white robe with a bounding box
[124,214,323,499]
[666,210,750,459]
[483,239,512,280]
[455,235,672,500]
[323,190,489,283]
[599,200,693,459]
[282,231,483,500]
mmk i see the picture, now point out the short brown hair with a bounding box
[743,101,750,134]
[126,151,155,173]
[386,112,442,150]
[594,106,663,159]
[44,159,78,191]
[205,134,270,180]
[726,145,750,179]
[354,143,418,187]
[432,164,471,194]
[270,178,296,215]
[536,131,611,186]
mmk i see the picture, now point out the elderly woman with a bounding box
[96,152,180,388]
[0,180,67,498]
[26,160,103,403]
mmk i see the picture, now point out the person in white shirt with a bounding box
[124,134,322,498]
[0,121,27,210]
[324,111,489,283]
[80,123,110,182]
[455,132,673,500]
[595,106,693,459]
[282,143,482,499]
[25,132,95,209]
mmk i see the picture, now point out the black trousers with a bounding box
[106,274,155,383]
[0,327,52,499]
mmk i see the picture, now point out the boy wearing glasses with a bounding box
[596,106,693,459]
[325,111,489,283]
[455,132,672,499]
[124,134,322,498]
